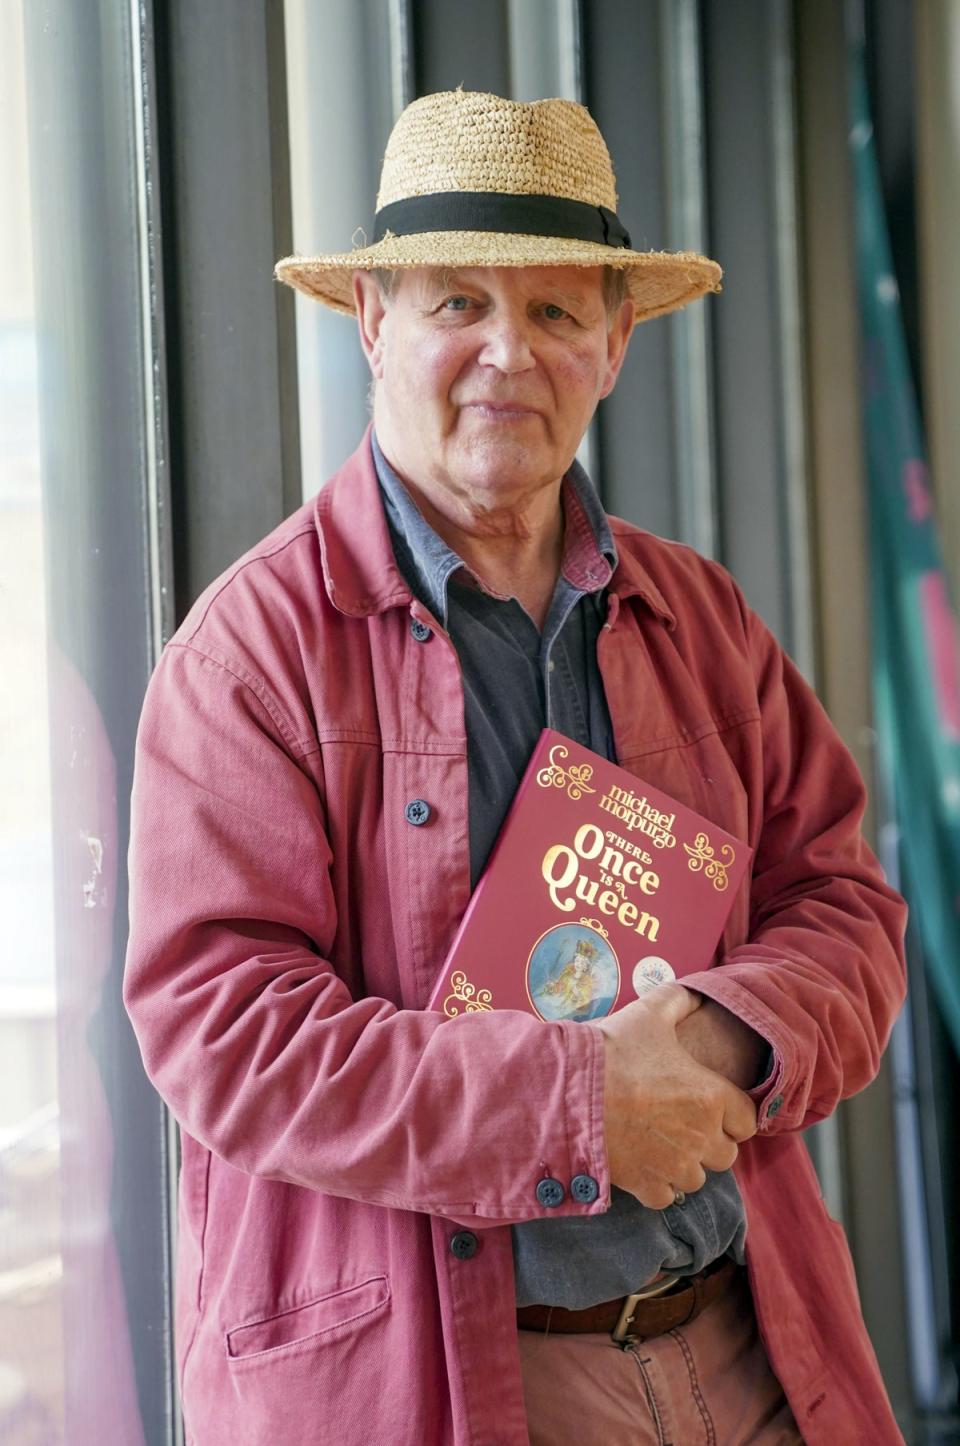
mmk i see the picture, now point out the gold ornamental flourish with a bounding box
[535,744,597,801]
[683,833,735,891]
[578,917,611,939]
[442,970,494,1017]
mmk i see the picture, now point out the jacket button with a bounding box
[410,618,432,642]
[536,1177,565,1208]
[570,1174,599,1204]
[450,1231,478,1261]
[405,799,431,826]
[767,1094,784,1118]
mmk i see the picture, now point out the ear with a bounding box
[353,271,389,379]
[598,299,636,400]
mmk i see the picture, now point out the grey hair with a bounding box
[368,266,401,301]
[601,265,629,316]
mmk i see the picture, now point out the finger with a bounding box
[721,1087,758,1143]
[628,1172,678,1211]
[701,1133,740,1173]
[672,1159,707,1194]
[642,982,702,1026]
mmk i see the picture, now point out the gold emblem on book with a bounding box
[578,917,611,939]
[442,969,494,1017]
[536,745,597,801]
[683,833,735,891]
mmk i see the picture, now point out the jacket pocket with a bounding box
[225,1275,390,1361]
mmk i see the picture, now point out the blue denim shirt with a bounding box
[372,433,747,1309]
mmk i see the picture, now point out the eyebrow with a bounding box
[418,268,475,299]
[417,270,592,311]
[544,288,589,310]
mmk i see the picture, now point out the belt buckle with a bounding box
[611,1272,683,1347]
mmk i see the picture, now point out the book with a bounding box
[428,728,752,1022]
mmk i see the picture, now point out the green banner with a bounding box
[850,44,960,1055]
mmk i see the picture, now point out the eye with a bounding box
[442,295,473,311]
[542,303,571,321]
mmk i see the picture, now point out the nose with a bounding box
[476,307,537,374]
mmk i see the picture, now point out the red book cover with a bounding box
[428,729,752,1022]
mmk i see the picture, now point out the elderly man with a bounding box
[124,91,907,1445]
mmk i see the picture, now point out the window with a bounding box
[0,6,173,1441]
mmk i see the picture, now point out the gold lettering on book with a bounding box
[598,784,677,850]
[536,744,597,800]
[442,970,493,1017]
[603,830,653,866]
[542,824,661,940]
[683,833,735,891]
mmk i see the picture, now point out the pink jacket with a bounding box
[124,433,907,1445]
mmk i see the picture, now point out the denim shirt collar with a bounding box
[371,430,618,628]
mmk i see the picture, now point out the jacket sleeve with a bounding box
[123,640,608,1227]
[681,592,908,1136]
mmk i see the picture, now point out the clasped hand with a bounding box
[591,985,758,1210]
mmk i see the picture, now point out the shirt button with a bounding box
[410,618,432,642]
[449,1231,478,1261]
[536,1177,565,1208]
[404,799,431,826]
[570,1174,599,1204]
[767,1094,784,1118]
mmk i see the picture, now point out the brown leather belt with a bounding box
[516,1256,738,1344]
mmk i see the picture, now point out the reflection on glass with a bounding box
[0,4,165,1440]
[0,14,61,1438]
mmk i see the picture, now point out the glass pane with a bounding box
[284,0,398,498]
[507,0,581,101]
[0,4,171,1441]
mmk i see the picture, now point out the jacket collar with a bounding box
[606,522,677,630]
[314,426,414,618]
[314,425,676,631]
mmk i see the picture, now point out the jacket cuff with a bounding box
[680,971,799,1134]
[538,1017,610,1215]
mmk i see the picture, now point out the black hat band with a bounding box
[372,191,632,250]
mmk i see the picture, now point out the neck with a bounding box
[378,443,566,630]
[423,490,564,627]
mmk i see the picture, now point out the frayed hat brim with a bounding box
[274,232,721,325]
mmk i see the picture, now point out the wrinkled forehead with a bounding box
[390,263,607,307]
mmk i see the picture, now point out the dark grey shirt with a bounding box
[372,432,747,1309]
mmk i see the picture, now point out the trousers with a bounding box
[517,1268,804,1445]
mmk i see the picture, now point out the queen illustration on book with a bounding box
[526,923,621,1023]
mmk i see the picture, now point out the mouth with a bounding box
[460,401,540,423]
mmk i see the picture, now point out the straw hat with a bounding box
[274,90,721,326]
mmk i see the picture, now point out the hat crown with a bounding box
[376,90,619,213]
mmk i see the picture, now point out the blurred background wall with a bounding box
[1,1,957,1441]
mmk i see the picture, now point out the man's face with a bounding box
[353,265,634,519]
